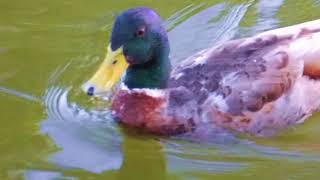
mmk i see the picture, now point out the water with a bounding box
[1,0,320,179]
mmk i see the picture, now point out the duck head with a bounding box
[83,7,171,96]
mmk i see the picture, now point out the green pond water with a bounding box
[1,0,320,179]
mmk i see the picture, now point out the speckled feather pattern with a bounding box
[112,20,320,136]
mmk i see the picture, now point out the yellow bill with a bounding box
[82,45,129,96]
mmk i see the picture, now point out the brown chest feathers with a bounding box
[111,90,196,135]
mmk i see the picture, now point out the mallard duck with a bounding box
[82,7,320,137]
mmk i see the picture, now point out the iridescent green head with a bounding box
[83,7,171,96]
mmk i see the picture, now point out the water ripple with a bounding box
[41,87,122,173]
[168,1,253,64]
[0,86,40,102]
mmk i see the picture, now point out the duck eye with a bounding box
[136,27,146,37]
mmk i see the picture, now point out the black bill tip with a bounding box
[87,86,95,96]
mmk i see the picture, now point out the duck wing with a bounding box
[169,20,320,116]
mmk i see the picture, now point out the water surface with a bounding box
[1,0,320,179]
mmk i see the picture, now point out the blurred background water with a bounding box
[1,0,320,179]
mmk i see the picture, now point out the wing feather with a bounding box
[169,34,303,115]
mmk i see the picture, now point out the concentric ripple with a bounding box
[41,87,123,173]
